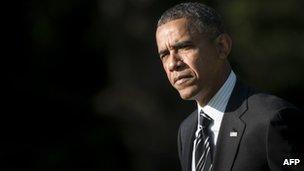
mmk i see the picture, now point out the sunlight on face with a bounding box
[156,18,224,101]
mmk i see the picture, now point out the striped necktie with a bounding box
[193,111,214,171]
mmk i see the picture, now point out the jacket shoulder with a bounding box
[247,88,299,115]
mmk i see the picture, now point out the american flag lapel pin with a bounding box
[230,131,238,137]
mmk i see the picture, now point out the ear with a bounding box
[215,33,232,59]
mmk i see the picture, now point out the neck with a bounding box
[196,67,231,107]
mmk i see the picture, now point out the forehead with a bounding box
[156,18,192,43]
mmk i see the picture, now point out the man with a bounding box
[155,2,303,171]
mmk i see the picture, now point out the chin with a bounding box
[177,87,198,100]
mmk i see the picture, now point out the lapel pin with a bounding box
[230,131,238,137]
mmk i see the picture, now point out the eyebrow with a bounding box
[172,40,193,49]
[158,40,194,56]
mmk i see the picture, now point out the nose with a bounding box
[168,52,184,72]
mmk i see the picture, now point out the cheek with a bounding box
[184,53,203,78]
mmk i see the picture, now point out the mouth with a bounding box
[174,74,193,85]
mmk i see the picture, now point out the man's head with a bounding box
[155,2,232,106]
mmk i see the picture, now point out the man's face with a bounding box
[156,18,223,100]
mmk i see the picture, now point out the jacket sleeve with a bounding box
[267,107,304,171]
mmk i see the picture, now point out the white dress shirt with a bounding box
[192,71,236,171]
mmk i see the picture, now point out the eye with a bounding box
[159,51,169,59]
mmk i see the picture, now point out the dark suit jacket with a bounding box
[177,80,304,171]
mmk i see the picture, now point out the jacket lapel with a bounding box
[184,110,197,171]
[212,80,249,171]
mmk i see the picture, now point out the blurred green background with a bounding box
[4,0,304,170]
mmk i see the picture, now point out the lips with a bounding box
[174,74,193,85]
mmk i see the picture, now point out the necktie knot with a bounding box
[200,111,213,129]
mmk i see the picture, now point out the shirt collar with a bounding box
[197,70,236,120]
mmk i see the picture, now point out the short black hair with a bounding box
[157,2,225,39]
